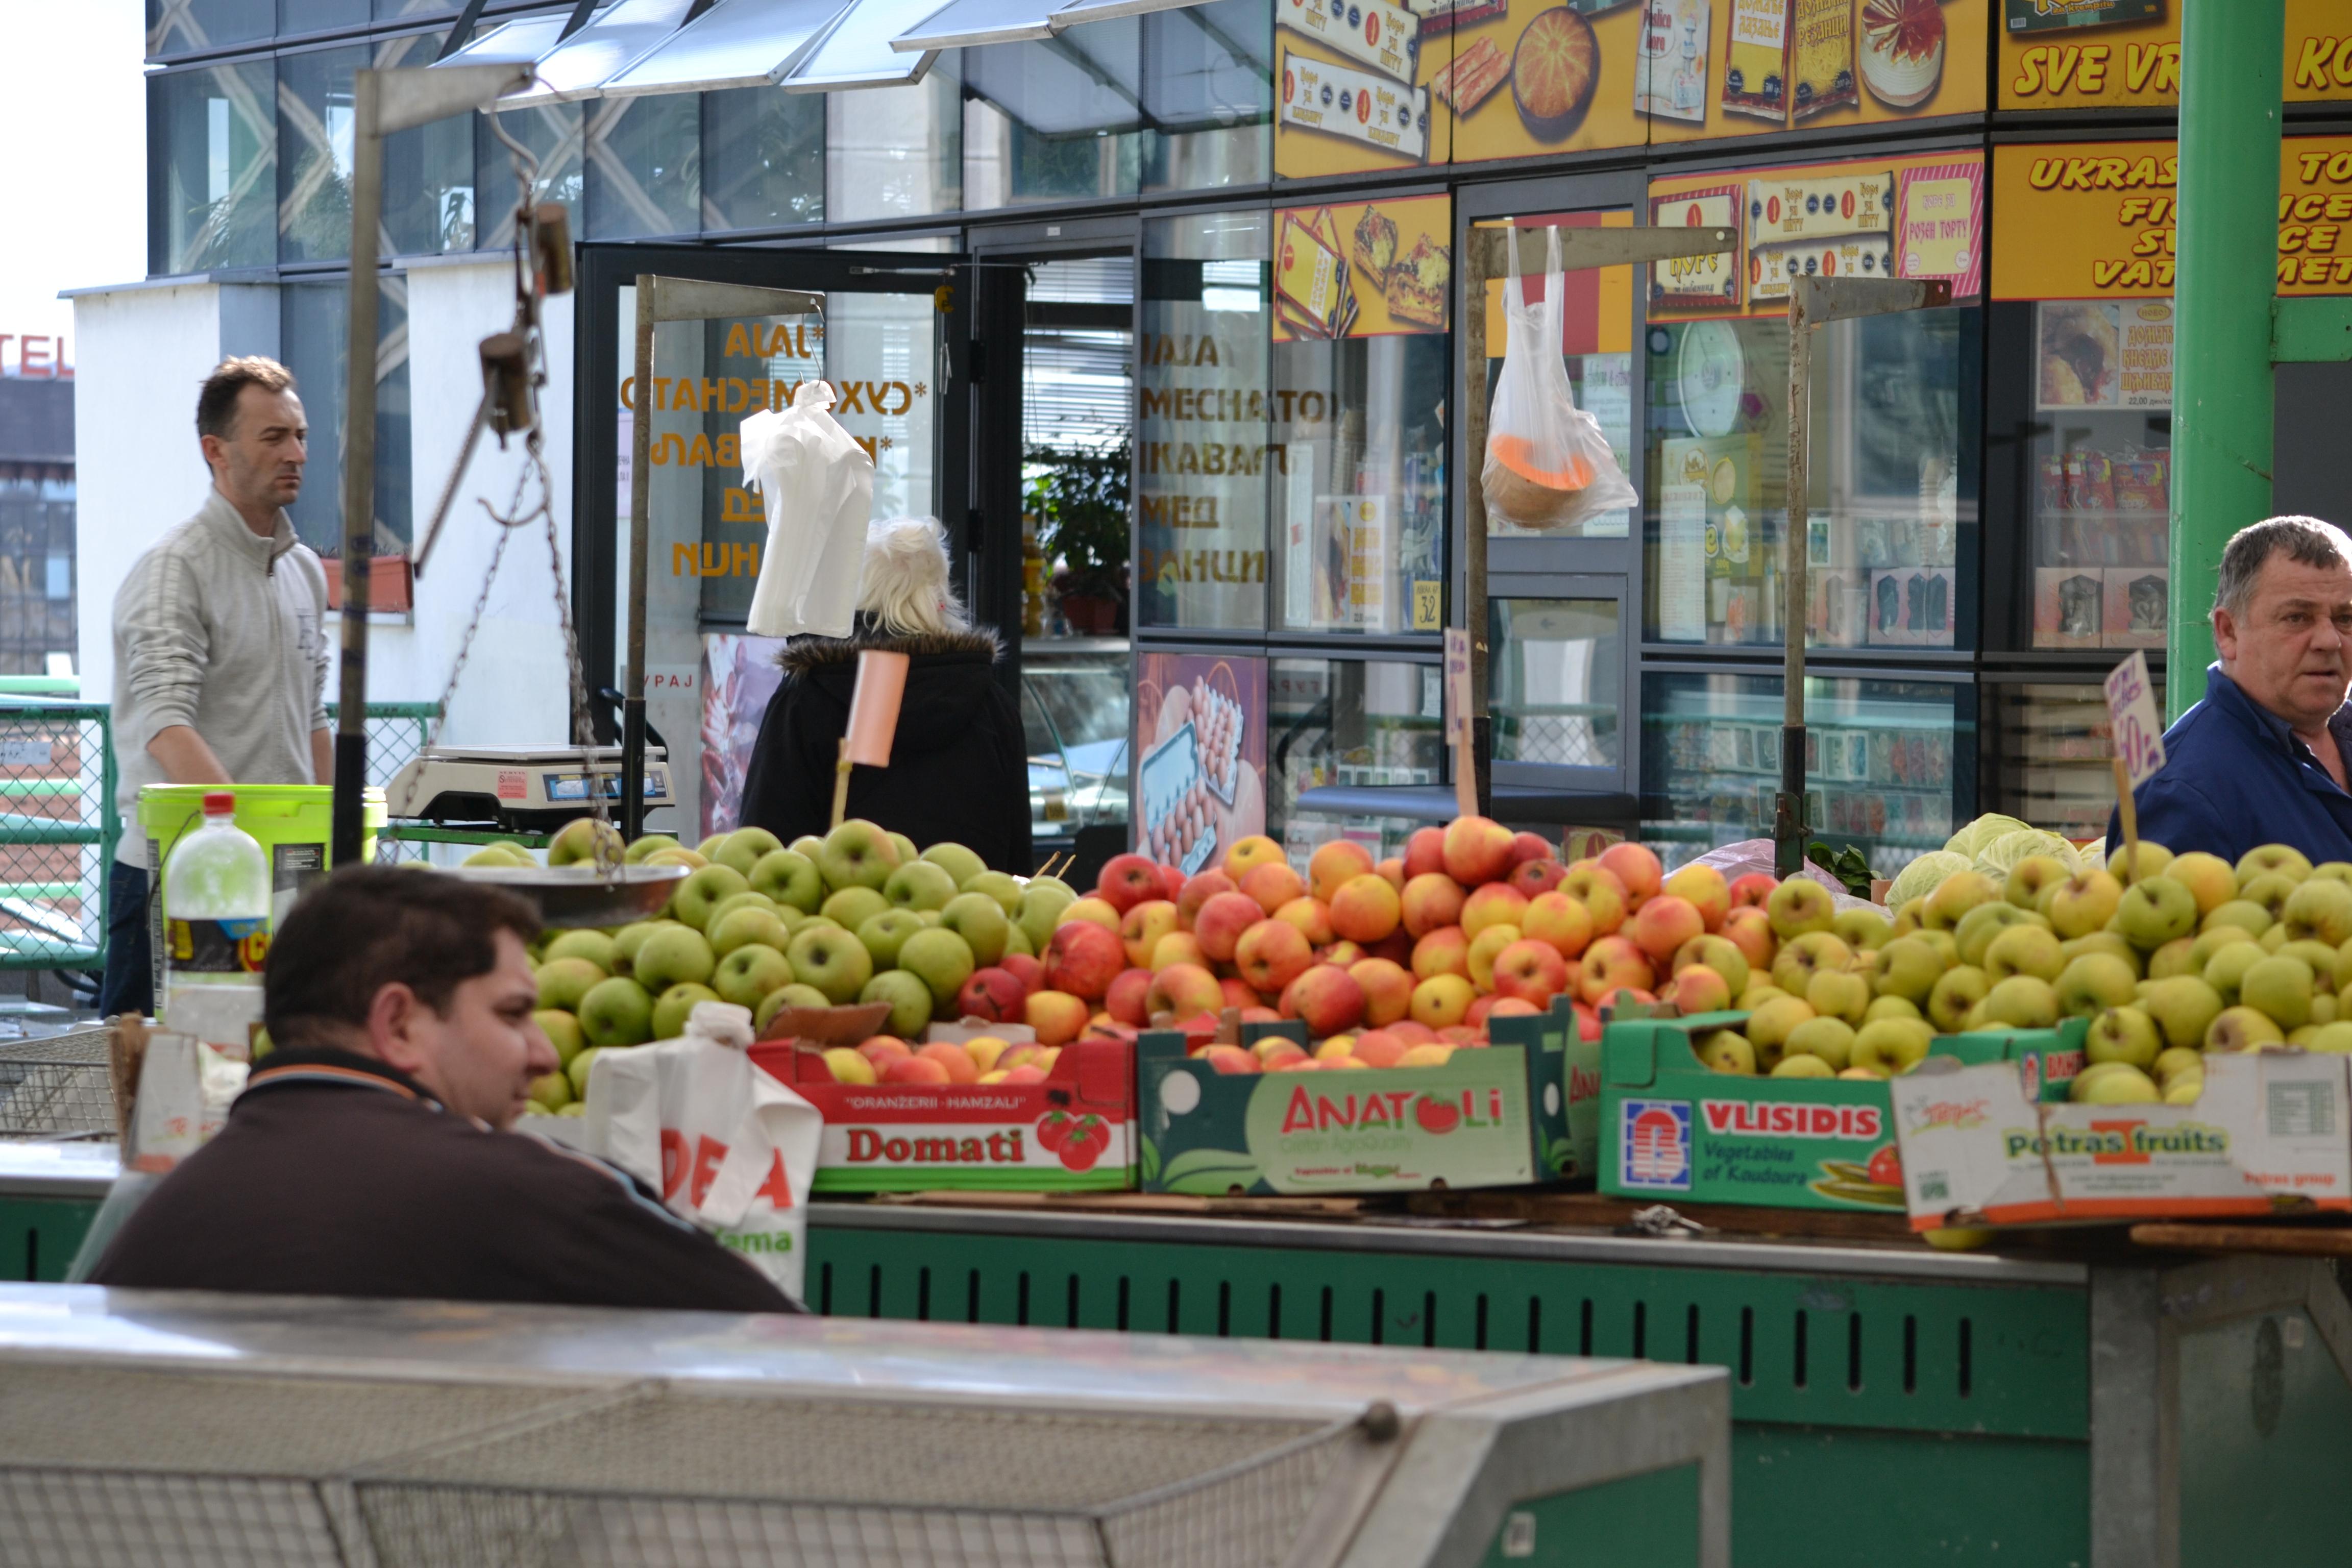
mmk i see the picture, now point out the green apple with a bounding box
[633,925,717,993]
[2202,941,2265,1004]
[1770,930,1854,996]
[2074,1063,2160,1104]
[2201,899,2274,938]
[882,860,959,912]
[817,818,901,892]
[2046,870,2124,940]
[672,864,752,931]
[527,1071,571,1112]
[772,981,830,1012]
[715,826,785,877]
[822,885,891,930]
[2149,937,2202,978]
[545,928,618,973]
[856,909,926,970]
[1027,874,1075,902]
[2280,939,2339,975]
[705,891,781,933]
[1696,1029,1756,1074]
[1765,877,1836,940]
[1924,869,2000,931]
[537,957,607,1012]
[708,905,792,959]
[578,976,655,1048]
[2108,842,2174,881]
[2285,877,2352,946]
[1927,965,1990,1034]
[2241,871,2305,923]
[2086,1005,2161,1068]
[2240,953,2316,1029]
[1003,922,1034,958]
[1772,1052,1837,1079]
[1743,997,1815,1069]
[2208,1004,2288,1051]
[962,870,1023,918]
[2187,924,2257,972]
[463,842,535,868]
[2237,843,2313,887]
[1910,927,1961,968]
[888,831,919,866]
[1806,968,1871,1027]
[940,891,1011,965]
[789,834,824,861]
[1955,901,2043,969]
[2112,877,2197,951]
[1833,906,1893,952]
[921,841,988,888]
[2005,854,2073,912]
[750,849,824,913]
[1982,975,2059,1028]
[624,834,680,864]
[861,968,936,1039]
[1984,923,2065,985]
[548,817,625,867]
[1852,1017,1933,1075]
[2152,1046,2204,1084]
[2138,975,2226,1049]
[2055,952,2137,1017]
[534,1008,585,1064]
[2302,1021,2352,1051]
[612,920,682,976]
[915,910,944,927]
[2261,922,2292,951]
[566,1046,603,1100]
[715,943,794,1008]
[643,846,707,872]
[2062,930,2140,969]
[2316,992,2341,1025]
[897,925,977,1007]
[652,982,720,1040]
[788,924,875,1004]
[1017,882,1077,950]
[2336,938,2352,991]
[753,986,805,1035]
[1865,994,1923,1024]
[1782,1015,1856,1070]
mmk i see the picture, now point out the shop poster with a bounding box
[2035,300,2173,409]
[698,633,790,839]
[1999,0,2352,112]
[1992,136,2352,302]
[1648,149,1984,318]
[1134,653,1268,872]
[1275,0,1988,180]
[1271,194,1453,341]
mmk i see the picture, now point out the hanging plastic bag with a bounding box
[740,380,875,639]
[581,1001,823,1300]
[1482,227,1640,532]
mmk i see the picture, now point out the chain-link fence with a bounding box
[0,699,111,973]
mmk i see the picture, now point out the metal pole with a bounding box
[1776,290,1812,877]
[622,276,655,840]
[2169,0,2285,720]
[331,69,384,868]
[1462,231,1492,819]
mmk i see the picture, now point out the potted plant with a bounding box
[1028,444,1129,635]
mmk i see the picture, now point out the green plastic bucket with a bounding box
[138,785,386,1002]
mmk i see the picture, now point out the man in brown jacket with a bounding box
[92,867,796,1314]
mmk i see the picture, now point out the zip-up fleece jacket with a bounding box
[112,490,331,866]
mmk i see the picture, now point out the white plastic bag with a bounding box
[582,1001,822,1299]
[741,380,875,639]
[1481,227,1640,533]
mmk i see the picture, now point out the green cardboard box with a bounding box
[1137,1001,1602,1195]
[1599,1012,2086,1212]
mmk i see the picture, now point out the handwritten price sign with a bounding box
[2106,650,2167,789]
[1443,628,1471,748]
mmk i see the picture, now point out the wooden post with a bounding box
[830,738,853,831]
[1461,228,1493,819]
[2112,756,2141,886]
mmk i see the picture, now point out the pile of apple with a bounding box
[812,1033,1061,1087]
[1056,817,1771,1075]
[509,817,1087,1113]
[1697,837,2352,1106]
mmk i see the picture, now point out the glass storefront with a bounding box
[1267,656,1442,867]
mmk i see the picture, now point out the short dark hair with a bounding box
[2215,514,2352,620]
[196,356,297,443]
[264,867,540,1053]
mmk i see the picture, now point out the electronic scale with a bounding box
[388,744,672,831]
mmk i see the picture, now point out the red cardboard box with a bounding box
[750,1039,1137,1192]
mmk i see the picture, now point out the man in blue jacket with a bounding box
[2112,516,2352,865]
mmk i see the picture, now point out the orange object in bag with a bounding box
[1481,226,1638,532]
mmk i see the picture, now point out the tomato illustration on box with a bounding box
[1600,1012,2083,1212]
[752,1039,1136,1192]
[1137,1002,1600,1195]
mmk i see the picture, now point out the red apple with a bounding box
[1598,842,1664,904]
[1318,939,1366,968]
[998,952,1044,994]
[857,1036,913,1070]
[1193,890,1265,962]
[1202,1045,1259,1075]
[1025,989,1089,1046]
[955,967,1027,1023]
[1219,975,1262,1012]
[1507,858,1566,898]
[1722,906,1776,972]
[1577,935,1654,1004]
[1222,835,1286,883]
[1120,899,1181,969]
[1728,873,1778,910]
[1175,869,1237,930]
[1289,964,1367,1037]
[883,1055,951,1085]
[1348,956,1414,1026]
[1661,863,1731,933]
[1629,895,1705,964]
[1158,863,1187,902]
[1368,928,1415,966]
[1411,925,1471,981]
[1096,852,1167,914]
[1490,938,1569,1005]
[1487,996,1541,1018]
[1329,873,1403,944]
[1509,830,1554,865]
[1234,919,1314,994]
[1441,815,1516,887]
[915,1041,979,1084]
[1240,860,1307,917]
[1152,930,1209,970]
[1352,1028,1408,1067]
[1385,1019,1439,1045]
[1660,963,1731,1015]
[1002,1063,1050,1085]
[1401,872,1467,938]
[1307,840,1376,903]
[1273,895,1335,947]
[1402,825,1447,880]
[1522,891,1595,961]
[1466,994,1499,1027]
[1105,966,1154,1026]
[1146,962,1224,1022]
[1044,920,1125,1001]
[1559,865,1628,935]
[1376,857,1406,890]
[1460,882,1530,939]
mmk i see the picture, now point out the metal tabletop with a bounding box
[0,1137,117,1197]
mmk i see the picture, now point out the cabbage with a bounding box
[1888,850,1972,910]
[1944,814,2035,859]
[1974,829,2079,881]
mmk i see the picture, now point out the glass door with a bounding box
[575,244,972,840]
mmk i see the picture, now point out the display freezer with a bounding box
[0,1282,1728,1567]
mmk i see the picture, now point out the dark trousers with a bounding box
[98,860,154,1020]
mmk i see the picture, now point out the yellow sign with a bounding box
[1999,0,2352,110]
[1991,136,2352,300]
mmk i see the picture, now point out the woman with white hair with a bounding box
[737,517,1033,872]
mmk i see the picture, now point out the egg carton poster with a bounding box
[1134,653,1267,867]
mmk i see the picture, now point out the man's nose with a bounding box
[525,1030,561,1075]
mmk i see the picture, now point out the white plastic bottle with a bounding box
[162,792,271,1054]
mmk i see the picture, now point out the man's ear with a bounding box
[365,982,432,1075]
[2214,604,2239,664]
[198,433,226,475]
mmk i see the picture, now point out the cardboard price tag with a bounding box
[2105,649,2166,789]
[1443,627,1471,747]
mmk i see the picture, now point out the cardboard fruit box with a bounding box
[1599,1012,2087,1214]
[1889,1047,2352,1230]
[749,1022,1137,1193]
[1135,1002,1601,1196]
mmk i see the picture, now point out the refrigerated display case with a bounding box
[1267,656,1444,867]
[1640,670,1971,874]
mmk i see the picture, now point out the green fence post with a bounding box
[2168,0,2287,720]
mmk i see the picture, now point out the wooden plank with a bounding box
[2130,1222,2352,1258]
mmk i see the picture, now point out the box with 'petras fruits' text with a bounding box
[1136,1001,1601,1195]
[751,1024,1137,1192]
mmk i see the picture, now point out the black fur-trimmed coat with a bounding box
[738,624,1034,873]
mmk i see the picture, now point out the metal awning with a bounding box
[436,12,577,67]
[893,0,1208,51]
[780,0,949,89]
[499,0,706,103]
[599,0,856,95]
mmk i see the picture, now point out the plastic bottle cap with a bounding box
[203,791,235,815]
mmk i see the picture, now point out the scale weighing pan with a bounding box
[440,863,688,927]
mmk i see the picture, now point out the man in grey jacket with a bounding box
[100,358,333,1019]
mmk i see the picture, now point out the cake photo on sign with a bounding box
[1859,0,1944,108]
[1511,8,1602,141]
